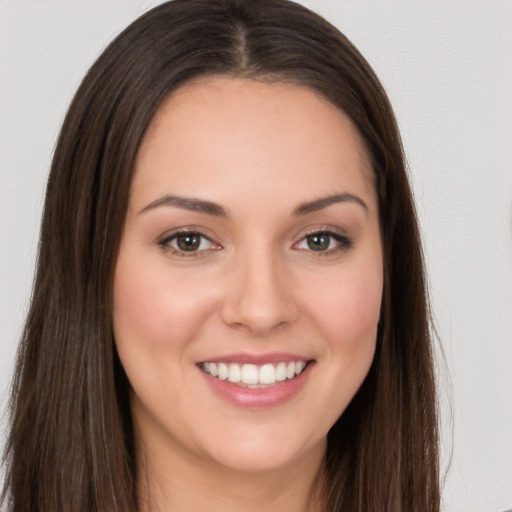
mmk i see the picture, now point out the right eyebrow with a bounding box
[139,194,228,217]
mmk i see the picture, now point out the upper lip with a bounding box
[197,352,312,365]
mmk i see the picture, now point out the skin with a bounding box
[113,77,383,512]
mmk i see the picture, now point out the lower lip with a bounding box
[198,363,314,408]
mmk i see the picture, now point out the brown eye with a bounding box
[294,230,353,254]
[159,231,218,255]
[175,233,202,251]
[306,233,331,251]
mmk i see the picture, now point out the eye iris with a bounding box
[307,233,331,251]
[176,233,201,251]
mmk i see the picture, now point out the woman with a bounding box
[1,0,440,510]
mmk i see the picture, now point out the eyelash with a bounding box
[293,229,353,256]
[157,228,353,257]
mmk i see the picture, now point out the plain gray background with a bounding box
[1,1,511,510]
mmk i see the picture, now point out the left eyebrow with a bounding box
[293,193,368,215]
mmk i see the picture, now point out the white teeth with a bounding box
[259,364,276,385]
[228,364,241,383]
[201,360,309,386]
[241,364,258,385]
[218,363,228,380]
[295,361,306,375]
[275,362,287,382]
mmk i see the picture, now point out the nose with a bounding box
[221,248,299,336]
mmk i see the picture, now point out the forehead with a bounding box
[132,77,375,212]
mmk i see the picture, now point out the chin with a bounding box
[196,424,326,474]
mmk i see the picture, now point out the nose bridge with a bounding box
[222,242,296,335]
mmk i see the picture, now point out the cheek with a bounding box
[304,262,383,345]
[112,254,214,356]
[290,259,382,432]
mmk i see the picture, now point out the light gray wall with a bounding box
[1,1,511,510]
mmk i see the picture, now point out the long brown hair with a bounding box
[2,1,440,510]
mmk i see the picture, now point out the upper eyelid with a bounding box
[292,225,349,241]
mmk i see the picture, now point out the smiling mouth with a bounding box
[199,361,310,388]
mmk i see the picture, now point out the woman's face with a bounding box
[113,78,383,475]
